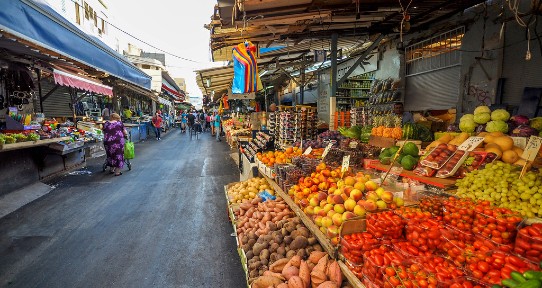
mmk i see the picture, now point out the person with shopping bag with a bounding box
[152,111,163,140]
[103,113,127,176]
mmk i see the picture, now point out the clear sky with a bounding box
[107,0,225,99]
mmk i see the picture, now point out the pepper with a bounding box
[524,271,542,281]
[502,279,519,288]
[512,271,528,283]
[516,279,542,288]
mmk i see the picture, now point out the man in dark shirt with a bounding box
[187,112,196,128]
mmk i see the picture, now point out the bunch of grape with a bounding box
[456,162,542,218]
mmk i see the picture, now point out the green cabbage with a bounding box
[490,109,510,121]
[474,106,491,115]
[459,120,477,133]
[473,112,491,124]
[460,114,474,123]
[485,120,509,133]
[530,117,542,131]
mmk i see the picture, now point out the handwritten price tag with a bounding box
[458,137,485,151]
[341,155,351,173]
[522,136,542,162]
[512,137,527,149]
[303,146,313,155]
[321,143,333,159]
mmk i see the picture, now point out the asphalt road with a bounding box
[0,129,246,288]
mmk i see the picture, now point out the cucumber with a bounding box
[502,279,519,288]
[516,279,542,288]
[524,271,542,280]
[512,271,528,283]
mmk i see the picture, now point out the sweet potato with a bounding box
[327,261,342,285]
[263,270,286,281]
[310,270,327,288]
[282,266,299,280]
[299,260,310,288]
[269,258,289,273]
[276,283,289,288]
[308,251,327,264]
[251,275,284,288]
[316,281,338,288]
[288,255,302,268]
[288,276,305,288]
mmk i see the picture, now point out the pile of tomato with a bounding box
[367,211,405,239]
[405,219,445,252]
[418,195,446,217]
[393,241,433,258]
[466,250,537,285]
[382,261,438,288]
[443,197,478,232]
[362,245,404,285]
[340,232,378,264]
[472,206,522,245]
[514,222,542,262]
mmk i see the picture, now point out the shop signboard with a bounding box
[317,71,331,123]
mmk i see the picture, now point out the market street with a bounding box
[0,130,246,288]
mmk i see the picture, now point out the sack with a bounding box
[124,141,135,159]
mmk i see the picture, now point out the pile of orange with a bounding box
[256,147,303,167]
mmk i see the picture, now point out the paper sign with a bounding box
[303,146,313,155]
[512,137,527,149]
[522,136,542,162]
[349,141,359,149]
[321,143,333,159]
[341,155,351,173]
[458,137,485,151]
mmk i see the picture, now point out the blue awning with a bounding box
[0,0,151,90]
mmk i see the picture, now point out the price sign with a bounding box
[458,137,485,151]
[341,155,351,173]
[321,143,333,159]
[522,136,542,162]
[349,141,359,149]
[303,146,313,155]
[512,137,527,149]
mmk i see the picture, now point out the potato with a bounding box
[249,260,261,271]
[307,237,317,245]
[253,242,268,255]
[260,258,268,266]
[260,249,270,261]
[277,246,286,256]
[270,243,279,253]
[284,236,293,245]
[296,249,306,259]
[286,250,297,259]
[246,250,254,260]
[290,236,309,250]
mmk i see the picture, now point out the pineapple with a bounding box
[382,115,393,138]
[372,116,383,136]
[392,115,403,140]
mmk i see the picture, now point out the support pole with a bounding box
[36,69,44,113]
[331,33,338,98]
[300,63,305,105]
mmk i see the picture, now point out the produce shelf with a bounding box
[367,162,457,189]
[0,136,72,152]
[260,172,337,257]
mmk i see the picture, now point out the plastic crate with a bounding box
[413,255,466,286]
[465,250,539,285]
[366,211,405,239]
[344,259,363,280]
[443,198,477,233]
[340,232,379,265]
[362,245,404,284]
[472,207,522,245]
[405,220,445,252]
[514,221,542,262]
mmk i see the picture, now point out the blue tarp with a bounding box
[0,0,151,89]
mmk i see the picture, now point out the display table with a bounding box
[239,153,258,181]
[124,123,148,142]
[0,137,72,152]
[367,162,457,189]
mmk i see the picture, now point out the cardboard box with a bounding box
[368,135,396,148]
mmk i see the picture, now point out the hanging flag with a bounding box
[232,41,263,94]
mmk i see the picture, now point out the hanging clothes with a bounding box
[232,41,262,94]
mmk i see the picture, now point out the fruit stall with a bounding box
[223,105,542,288]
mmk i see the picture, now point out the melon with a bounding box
[493,136,514,151]
[502,150,519,164]
[512,146,524,157]
[485,146,503,159]
[489,131,505,137]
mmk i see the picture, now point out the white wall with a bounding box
[374,42,401,80]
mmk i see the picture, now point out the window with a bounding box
[84,2,89,19]
[75,2,81,24]
[94,11,98,27]
[142,64,151,69]
[406,26,465,76]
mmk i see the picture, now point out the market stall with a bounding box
[221,106,542,287]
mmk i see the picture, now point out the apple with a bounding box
[337,180,345,189]
[381,191,394,203]
[318,181,329,191]
[299,199,309,207]
[342,211,356,221]
[344,187,353,197]
[350,189,363,201]
[333,195,344,205]
[344,199,357,212]
[341,193,348,201]
[309,197,320,207]
[330,170,338,178]
[363,200,378,212]
[323,203,334,213]
[317,209,327,217]
[314,215,323,227]
[366,191,379,202]
[332,213,343,226]
[344,176,356,186]
[376,200,387,210]
[328,187,337,194]
[327,225,339,238]
[321,216,333,228]
[353,205,366,217]
[353,182,365,192]
[314,206,322,215]
[327,195,334,204]
[331,236,340,246]
[365,180,378,191]
[327,210,336,218]
[318,192,328,202]
[305,206,315,215]
[394,197,405,207]
[375,187,385,197]
[334,188,343,196]
[334,204,346,214]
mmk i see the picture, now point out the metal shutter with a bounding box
[502,22,542,106]
[39,79,73,117]
[404,66,461,111]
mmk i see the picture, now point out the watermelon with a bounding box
[416,124,434,142]
[402,123,418,140]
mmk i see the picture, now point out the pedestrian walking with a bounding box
[152,111,163,140]
[103,113,128,176]
[214,113,221,142]
[205,113,211,132]
[181,110,188,133]
[210,112,216,136]
[102,106,111,120]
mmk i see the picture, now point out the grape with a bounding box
[455,162,542,218]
